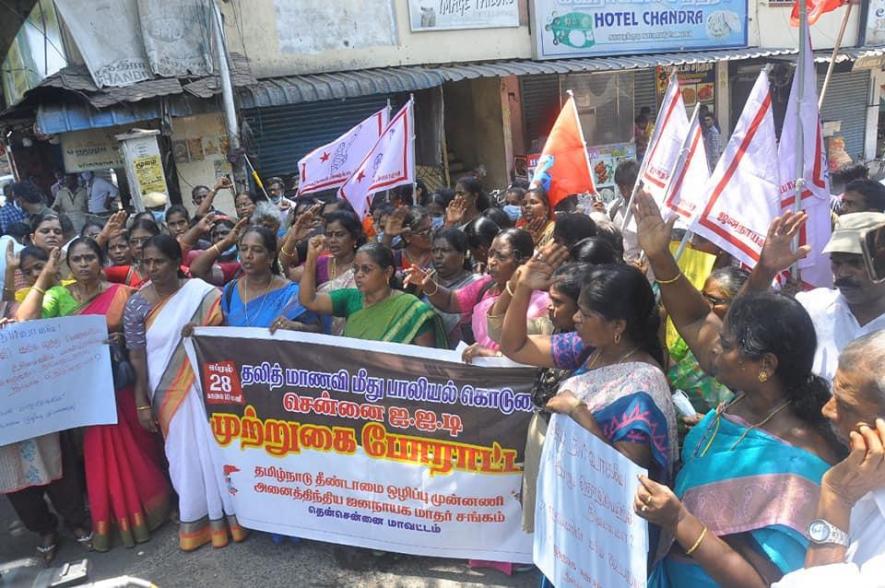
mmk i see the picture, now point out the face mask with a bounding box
[503,205,522,221]
[151,210,165,225]
[431,215,444,230]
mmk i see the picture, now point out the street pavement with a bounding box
[0,499,540,587]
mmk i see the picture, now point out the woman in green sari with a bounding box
[300,238,447,347]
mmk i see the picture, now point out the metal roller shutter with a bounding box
[243,94,405,180]
[633,68,658,118]
[520,75,561,152]
[819,70,869,161]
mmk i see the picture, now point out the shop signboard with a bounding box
[531,0,747,59]
[656,64,716,110]
[408,0,520,31]
[61,129,124,173]
[116,130,169,211]
[867,0,885,46]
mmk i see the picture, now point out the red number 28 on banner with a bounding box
[204,361,244,405]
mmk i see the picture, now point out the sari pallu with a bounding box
[334,288,448,347]
[649,410,831,587]
[42,283,171,552]
[143,279,245,551]
[317,255,356,336]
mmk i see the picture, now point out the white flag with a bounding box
[338,101,414,220]
[662,111,710,223]
[691,70,780,268]
[778,33,832,287]
[298,108,389,196]
[642,75,690,208]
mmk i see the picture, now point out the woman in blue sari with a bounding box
[632,192,843,587]
[220,226,320,333]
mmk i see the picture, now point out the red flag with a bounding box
[790,0,848,26]
[529,96,595,208]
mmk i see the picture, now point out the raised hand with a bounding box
[213,176,233,192]
[633,189,676,262]
[519,243,569,291]
[403,266,433,289]
[758,211,810,275]
[195,212,217,235]
[445,195,467,226]
[230,216,250,244]
[385,207,409,237]
[290,203,322,243]
[525,215,548,241]
[43,247,61,278]
[99,210,128,243]
[5,240,20,271]
[307,234,327,259]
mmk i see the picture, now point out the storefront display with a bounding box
[589,142,636,203]
[656,64,716,110]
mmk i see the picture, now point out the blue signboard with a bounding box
[531,0,748,59]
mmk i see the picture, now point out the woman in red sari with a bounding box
[17,238,171,551]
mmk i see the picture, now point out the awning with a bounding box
[239,45,882,109]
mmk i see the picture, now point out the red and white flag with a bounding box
[790,0,849,26]
[338,100,414,220]
[778,34,832,287]
[690,70,780,268]
[662,111,710,224]
[641,74,690,207]
[298,108,388,195]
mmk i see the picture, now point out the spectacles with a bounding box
[702,292,728,307]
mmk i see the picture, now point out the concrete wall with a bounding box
[222,0,531,78]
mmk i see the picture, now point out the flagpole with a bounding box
[566,90,597,202]
[819,3,852,109]
[622,72,679,231]
[409,94,417,201]
[791,0,809,281]
[670,104,703,264]
[243,154,271,201]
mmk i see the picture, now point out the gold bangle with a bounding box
[281,246,295,258]
[505,281,516,297]
[685,526,708,556]
[33,286,46,295]
[211,243,221,255]
[424,280,439,296]
[656,272,683,285]
[136,405,152,411]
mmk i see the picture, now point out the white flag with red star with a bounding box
[338,100,414,220]
[642,75,690,209]
[297,108,388,196]
[690,70,781,268]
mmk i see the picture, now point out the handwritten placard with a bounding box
[534,415,648,588]
[0,316,117,446]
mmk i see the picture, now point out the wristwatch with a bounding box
[807,519,850,546]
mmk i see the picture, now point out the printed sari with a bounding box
[332,288,448,347]
[42,283,171,551]
[221,281,318,329]
[649,409,831,586]
[317,255,356,336]
[140,279,245,551]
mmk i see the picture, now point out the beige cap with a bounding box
[823,212,885,255]
[142,191,167,209]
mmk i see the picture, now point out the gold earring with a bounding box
[758,371,769,383]
[614,332,622,345]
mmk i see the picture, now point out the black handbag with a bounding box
[109,340,135,391]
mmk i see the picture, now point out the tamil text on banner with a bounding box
[0,316,117,446]
[530,96,596,209]
[531,0,747,59]
[298,109,389,196]
[339,101,415,220]
[691,70,780,268]
[778,33,832,287]
[642,75,690,208]
[534,414,648,588]
[186,328,536,561]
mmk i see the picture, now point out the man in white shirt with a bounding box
[80,171,119,214]
[606,160,642,263]
[774,331,885,587]
[751,212,885,382]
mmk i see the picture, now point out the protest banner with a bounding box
[185,328,536,562]
[642,75,689,204]
[0,316,117,446]
[534,415,648,588]
[298,108,389,196]
[339,100,415,220]
[691,69,780,268]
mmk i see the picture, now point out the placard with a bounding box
[186,328,537,562]
[534,414,648,588]
[0,316,117,446]
[531,0,747,59]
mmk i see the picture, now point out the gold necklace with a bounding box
[696,393,793,456]
[243,275,273,326]
[586,346,639,371]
